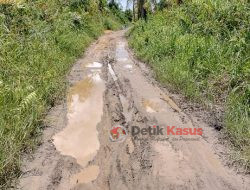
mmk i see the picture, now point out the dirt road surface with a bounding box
[17,30,250,190]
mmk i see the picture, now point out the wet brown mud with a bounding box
[17,30,250,190]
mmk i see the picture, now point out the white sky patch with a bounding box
[86,62,103,68]
[108,64,118,81]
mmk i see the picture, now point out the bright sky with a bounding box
[118,0,132,10]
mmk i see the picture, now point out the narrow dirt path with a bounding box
[18,30,250,190]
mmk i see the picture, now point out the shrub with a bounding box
[0,0,123,187]
[129,0,250,167]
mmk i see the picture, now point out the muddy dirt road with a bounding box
[18,30,250,190]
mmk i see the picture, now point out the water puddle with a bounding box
[53,62,105,186]
[116,42,129,62]
[146,106,156,113]
[124,64,133,69]
[143,99,161,113]
[86,62,103,68]
[88,72,102,82]
[67,78,93,103]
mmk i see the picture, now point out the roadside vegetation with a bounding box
[128,0,250,169]
[0,0,127,187]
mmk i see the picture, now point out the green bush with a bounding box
[0,0,123,187]
[104,16,121,30]
[129,0,250,165]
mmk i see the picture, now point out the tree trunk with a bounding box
[133,0,136,21]
[151,0,157,12]
[137,0,147,20]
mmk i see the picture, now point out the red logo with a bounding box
[109,126,127,142]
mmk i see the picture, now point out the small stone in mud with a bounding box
[214,124,222,131]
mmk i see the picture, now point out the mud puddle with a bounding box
[53,62,105,186]
[18,30,249,190]
[109,33,250,190]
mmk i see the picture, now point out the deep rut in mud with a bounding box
[17,30,250,190]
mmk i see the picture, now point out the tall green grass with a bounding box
[0,0,124,187]
[129,0,249,167]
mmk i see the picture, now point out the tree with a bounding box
[151,0,157,12]
[137,0,147,20]
[109,0,119,9]
[126,0,136,21]
[133,0,136,21]
[157,0,171,10]
[125,9,133,21]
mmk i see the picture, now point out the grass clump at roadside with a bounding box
[128,0,250,168]
[0,0,126,187]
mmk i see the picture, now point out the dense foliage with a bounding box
[0,0,125,187]
[129,0,250,166]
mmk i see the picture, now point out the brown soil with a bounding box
[17,30,250,190]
